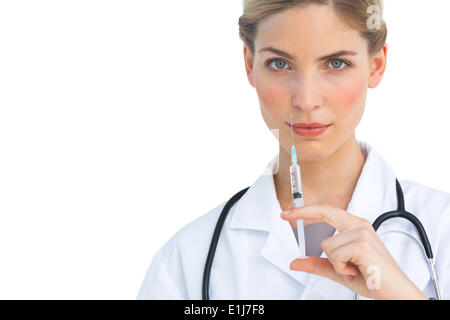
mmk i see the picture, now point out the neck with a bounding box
[274,136,366,212]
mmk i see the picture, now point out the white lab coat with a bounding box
[137,141,450,300]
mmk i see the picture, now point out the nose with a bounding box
[291,72,323,112]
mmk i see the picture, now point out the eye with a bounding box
[264,58,290,73]
[327,58,351,71]
[264,57,351,73]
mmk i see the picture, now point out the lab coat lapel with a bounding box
[299,142,398,299]
[229,154,311,289]
[259,205,312,289]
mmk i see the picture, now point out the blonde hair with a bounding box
[238,0,387,57]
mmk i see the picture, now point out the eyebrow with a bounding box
[258,46,358,62]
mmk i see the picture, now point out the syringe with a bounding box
[289,114,306,257]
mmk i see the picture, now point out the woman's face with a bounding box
[244,5,387,161]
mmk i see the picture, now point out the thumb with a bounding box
[290,257,343,283]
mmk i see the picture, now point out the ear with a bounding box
[368,43,388,89]
[243,44,256,88]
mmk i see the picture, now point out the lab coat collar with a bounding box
[345,141,398,224]
[228,141,400,297]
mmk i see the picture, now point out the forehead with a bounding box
[255,5,365,57]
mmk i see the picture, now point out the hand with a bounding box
[280,204,427,300]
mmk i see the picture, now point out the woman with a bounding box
[137,0,450,300]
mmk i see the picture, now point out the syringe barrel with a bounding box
[289,163,304,208]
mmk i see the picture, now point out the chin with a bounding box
[295,140,335,162]
[298,152,331,162]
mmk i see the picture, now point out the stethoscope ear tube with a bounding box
[372,179,434,260]
[371,179,440,300]
[372,210,434,260]
[372,212,440,299]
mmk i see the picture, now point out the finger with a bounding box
[321,227,373,254]
[290,257,342,284]
[344,275,355,281]
[290,257,360,288]
[281,204,370,232]
[342,263,359,277]
[327,242,365,277]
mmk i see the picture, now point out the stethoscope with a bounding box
[202,179,441,300]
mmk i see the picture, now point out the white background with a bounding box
[0,0,449,299]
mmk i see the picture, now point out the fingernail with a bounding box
[280,210,291,215]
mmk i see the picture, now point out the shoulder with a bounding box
[137,200,228,299]
[175,200,227,245]
[399,179,450,243]
[393,182,450,262]
[156,199,228,262]
[400,179,450,215]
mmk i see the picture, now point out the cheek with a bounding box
[255,78,288,113]
[254,72,290,128]
[332,75,367,125]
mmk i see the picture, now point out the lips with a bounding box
[292,122,330,129]
[292,125,329,137]
[289,122,331,137]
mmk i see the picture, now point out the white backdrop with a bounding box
[0,0,449,299]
